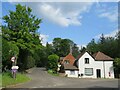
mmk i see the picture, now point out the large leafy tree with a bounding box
[2,4,42,70]
[52,38,79,57]
[2,38,19,70]
[87,39,99,54]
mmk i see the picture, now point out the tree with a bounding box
[80,46,86,53]
[72,43,80,58]
[53,38,62,56]
[34,46,48,67]
[99,33,105,44]
[2,38,19,71]
[114,58,120,78]
[47,54,59,72]
[46,42,54,55]
[116,31,120,57]
[2,4,42,70]
[87,39,99,54]
[52,38,79,57]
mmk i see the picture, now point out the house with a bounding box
[58,53,79,77]
[64,51,114,78]
[62,53,76,65]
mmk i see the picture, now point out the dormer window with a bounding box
[85,58,89,64]
[64,60,69,64]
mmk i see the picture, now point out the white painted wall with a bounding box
[78,52,114,78]
[65,70,78,78]
[104,61,114,78]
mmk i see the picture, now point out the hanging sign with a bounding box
[12,66,19,70]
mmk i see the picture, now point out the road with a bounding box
[10,68,119,88]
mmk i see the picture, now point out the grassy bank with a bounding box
[2,71,31,87]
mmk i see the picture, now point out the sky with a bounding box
[1,0,118,49]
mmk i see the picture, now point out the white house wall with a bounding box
[78,52,114,78]
[65,70,78,78]
[104,61,114,78]
[78,52,96,78]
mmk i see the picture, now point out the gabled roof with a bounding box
[64,64,78,70]
[76,51,86,60]
[76,51,93,60]
[92,51,114,61]
[62,53,75,65]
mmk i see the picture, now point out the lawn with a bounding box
[2,71,31,87]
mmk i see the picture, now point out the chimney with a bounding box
[70,45,72,54]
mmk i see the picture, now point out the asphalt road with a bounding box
[11,68,119,88]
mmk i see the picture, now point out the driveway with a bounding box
[11,68,118,88]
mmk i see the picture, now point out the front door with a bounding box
[96,69,101,78]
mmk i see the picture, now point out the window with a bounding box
[64,60,69,64]
[85,58,89,64]
[70,70,75,75]
[85,68,93,76]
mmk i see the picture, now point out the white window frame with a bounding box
[85,68,93,76]
[85,58,89,64]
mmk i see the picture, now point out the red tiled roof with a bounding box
[62,53,75,65]
[92,51,114,61]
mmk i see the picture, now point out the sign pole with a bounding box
[11,56,19,79]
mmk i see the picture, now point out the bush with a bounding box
[47,54,59,72]
[47,69,58,76]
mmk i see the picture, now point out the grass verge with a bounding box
[2,71,31,87]
[0,74,2,88]
[47,70,59,76]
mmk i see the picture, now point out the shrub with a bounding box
[47,54,59,72]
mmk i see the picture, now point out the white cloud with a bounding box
[98,6,118,22]
[37,3,93,27]
[95,29,118,39]
[5,2,94,27]
[39,34,49,46]
[39,4,70,27]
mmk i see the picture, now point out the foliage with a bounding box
[86,32,120,76]
[47,54,59,72]
[26,56,35,69]
[0,74,1,87]
[87,39,99,54]
[2,4,42,71]
[2,38,19,70]
[53,38,80,57]
[47,69,59,76]
[114,58,120,71]
[2,71,30,87]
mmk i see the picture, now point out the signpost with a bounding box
[11,56,19,79]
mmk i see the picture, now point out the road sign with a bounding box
[11,56,16,62]
[12,66,19,70]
